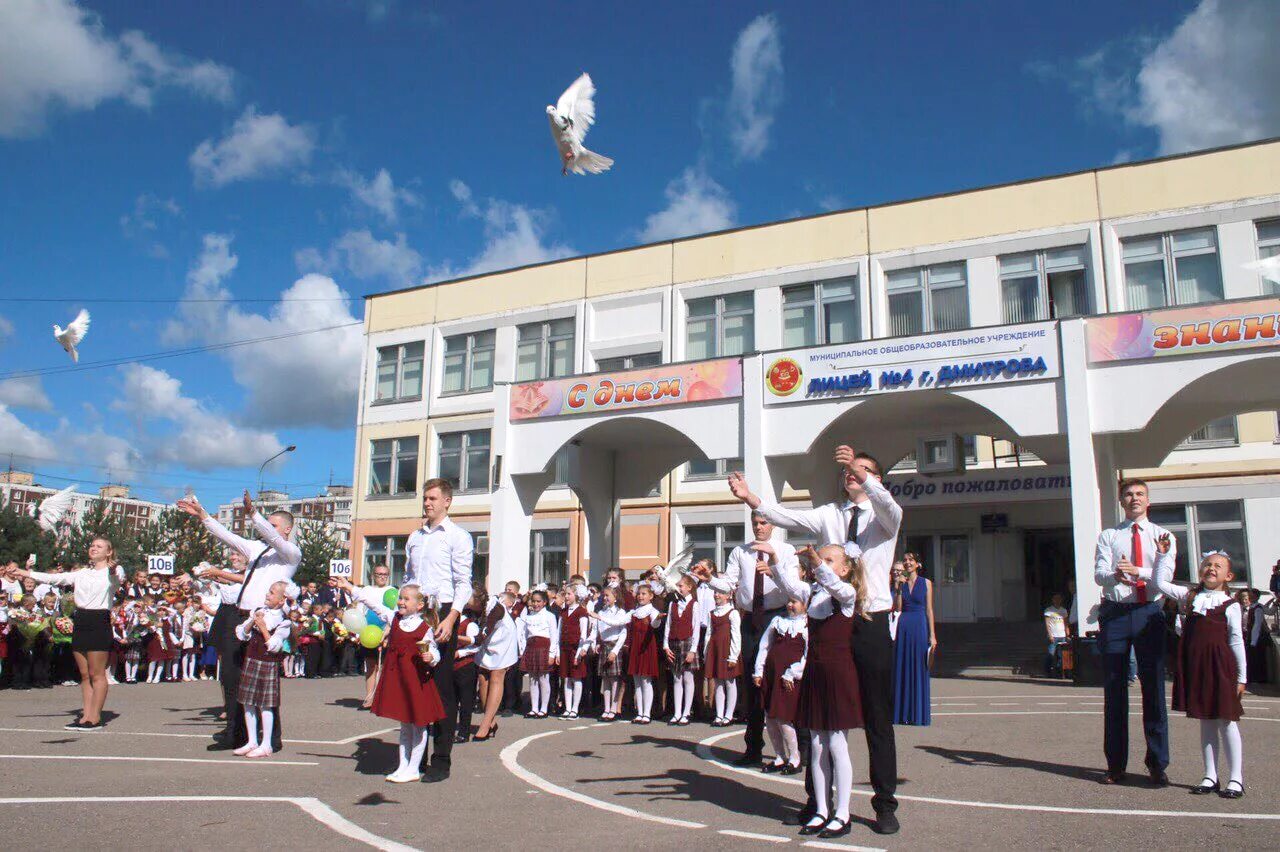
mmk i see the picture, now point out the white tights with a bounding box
[563,678,583,714]
[809,729,853,824]
[1200,719,1244,788]
[713,678,738,721]
[125,660,138,682]
[671,671,695,720]
[146,661,162,683]
[181,651,197,680]
[766,718,800,766]
[243,705,276,751]
[632,675,654,718]
[395,722,429,777]
[602,676,623,715]
[529,673,551,714]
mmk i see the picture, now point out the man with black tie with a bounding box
[1093,478,1175,786]
[403,477,474,782]
[729,444,903,836]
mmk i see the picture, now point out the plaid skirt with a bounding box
[124,644,143,664]
[668,638,698,675]
[237,656,281,708]
[596,643,626,677]
[519,636,554,675]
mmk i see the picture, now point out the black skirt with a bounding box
[71,609,112,653]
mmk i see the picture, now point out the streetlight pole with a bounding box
[258,445,297,497]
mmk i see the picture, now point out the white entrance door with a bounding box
[934,533,975,622]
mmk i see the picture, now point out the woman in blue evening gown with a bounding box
[893,551,936,725]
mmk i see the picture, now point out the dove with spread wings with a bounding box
[29,485,79,534]
[547,73,614,176]
[53,309,90,363]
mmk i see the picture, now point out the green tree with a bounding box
[294,519,348,586]
[0,505,57,569]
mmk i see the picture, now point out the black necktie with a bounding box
[234,547,272,608]
[847,506,862,546]
[752,557,767,631]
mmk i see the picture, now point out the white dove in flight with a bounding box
[546,72,614,176]
[1244,255,1280,287]
[32,485,78,533]
[53,309,90,363]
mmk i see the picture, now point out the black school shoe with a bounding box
[873,811,900,835]
[818,818,851,839]
[782,807,816,827]
[1190,778,1220,795]
[1220,782,1245,800]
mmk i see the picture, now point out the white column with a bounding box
[741,354,777,531]
[488,384,534,593]
[1060,320,1103,628]
[573,445,617,581]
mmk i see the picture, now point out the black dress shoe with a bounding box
[782,808,816,827]
[873,811,900,835]
[1099,771,1126,785]
[762,762,783,774]
[1148,769,1170,788]
[798,818,828,836]
[206,740,237,751]
[1190,778,1219,795]
[1219,782,1245,800]
[732,753,763,768]
[818,818,851,839]
[422,766,450,783]
[454,732,471,744]
[780,762,803,776]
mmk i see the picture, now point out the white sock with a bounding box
[781,722,799,765]
[1200,719,1219,783]
[1222,720,1243,786]
[714,682,725,720]
[680,672,695,719]
[529,673,541,712]
[408,724,429,769]
[260,709,275,751]
[396,723,413,775]
[826,729,853,822]
[765,719,785,764]
[537,674,551,714]
[723,679,738,720]
[244,706,260,748]
[672,674,685,719]
[569,679,582,713]
[809,731,829,822]
[634,676,653,717]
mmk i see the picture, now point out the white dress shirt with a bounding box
[1154,553,1245,683]
[1093,517,1176,603]
[203,513,301,610]
[27,565,124,610]
[516,607,560,658]
[703,602,742,664]
[723,539,799,613]
[234,606,292,653]
[663,595,704,650]
[756,475,901,613]
[404,517,474,614]
[593,605,630,656]
[456,619,481,660]
[754,614,808,680]
[769,547,862,620]
[477,598,518,670]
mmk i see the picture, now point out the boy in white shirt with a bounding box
[1044,592,1070,678]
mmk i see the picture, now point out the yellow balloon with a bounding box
[359,624,384,649]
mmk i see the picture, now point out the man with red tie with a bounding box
[1093,478,1176,787]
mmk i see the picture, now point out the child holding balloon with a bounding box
[330,576,443,782]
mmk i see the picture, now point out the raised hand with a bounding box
[241,490,255,516]
[727,471,750,501]
[1156,533,1172,554]
[834,444,856,469]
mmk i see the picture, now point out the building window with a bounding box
[530,529,569,586]
[684,457,744,481]
[1122,228,1223,310]
[438,429,491,494]
[886,262,969,336]
[516,318,575,381]
[364,535,409,586]
[999,246,1090,323]
[1148,501,1249,585]
[1178,416,1238,449]
[549,451,571,487]
[368,437,418,497]
[374,341,425,403]
[1256,219,1280,295]
[684,522,746,568]
[596,351,662,371]
[686,292,754,359]
[782,278,860,347]
[891,436,978,472]
[442,330,495,395]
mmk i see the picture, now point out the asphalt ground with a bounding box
[0,676,1275,851]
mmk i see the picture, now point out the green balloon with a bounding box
[383,587,399,609]
[359,624,385,649]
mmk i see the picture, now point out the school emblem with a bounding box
[765,357,803,396]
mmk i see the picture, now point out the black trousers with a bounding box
[453,661,479,736]
[422,604,458,770]
[740,606,785,757]
[502,665,523,712]
[302,642,322,678]
[851,610,898,815]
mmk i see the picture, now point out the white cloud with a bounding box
[190,107,315,187]
[335,168,419,224]
[639,167,736,243]
[167,235,364,429]
[113,364,283,470]
[0,403,56,459]
[435,180,574,280]
[0,376,53,412]
[0,0,233,138]
[726,13,783,161]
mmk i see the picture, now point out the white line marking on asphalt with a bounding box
[500,730,706,829]
[989,703,1021,706]
[928,711,1278,723]
[1036,702,1069,705]
[592,723,612,728]
[0,797,416,851]
[0,726,396,746]
[334,727,400,745]
[718,829,791,843]
[802,841,885,851]
[696,731,1280,820]
[0,753,315,766]
[931,703,977,707]
[570,725,590,730]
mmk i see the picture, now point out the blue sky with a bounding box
[0,0,1275,507]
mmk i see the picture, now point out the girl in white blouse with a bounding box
[516,590,561,718]
[590,586,630,721]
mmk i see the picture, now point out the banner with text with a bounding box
[1085,296,1280,364]
[763,322,1060,404]
[511,358,742,420]
[884,465,1071,507]
[147,554,175,575]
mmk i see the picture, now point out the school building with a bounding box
[349,138,1280,628]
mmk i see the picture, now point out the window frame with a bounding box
[685,291,755,359]
[684,457,745,482]
[1121,227,1223,309]
[998,246,1090,323]
[683,522,747,568]
[516,318,576,382]
[367,436,419,498]
[781,277,860,347]
[1255,219,1280,295]
[1148,500,1250,586]
[437,428,491,495]
[595,351,662,372]
[441,330,496,396]
[885,262,970,336]
[1177,416,1239,450]
[372,341,425,404]
[530,528,570,587]
[363,535,409,586]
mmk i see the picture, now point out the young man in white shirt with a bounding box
[1093,477,1176,787]
[403,477,474,782]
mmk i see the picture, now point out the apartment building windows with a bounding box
[685,457,744,481]
[782,278,860,347]
[1178,416,1238,449]
[886,262,969,336]
[684,522,746,567]
[442,330,495,394]
[686,292,753,359]
[999,246,1090,323]
[368,437,418,497]
[1256,219,1280,295]
[438,429,491,494]
[1148,501,1249,584]
[530,529,569,586]
[596,351,662,371]
[374,341,424,403]
[516,318,575,381]
[1122,228,1223,309]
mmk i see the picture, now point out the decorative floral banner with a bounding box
[510,358,742,420]
[1086,297,1280,363]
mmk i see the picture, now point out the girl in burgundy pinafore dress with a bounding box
[625,584,663,724]
[1154,546,1248,799]
[702,578,743,726]
[754,596,808,773]
[558,591,591,719]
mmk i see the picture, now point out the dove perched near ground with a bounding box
[53,309,90,363]
[31,485,78,533]
[546,73,614,176]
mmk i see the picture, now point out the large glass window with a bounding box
[530,529,569,587]
[1256,220,1280,295]
[1122,228,1223,309]
[363,535,409,585]
[441,330,495,395]
[999,246,1090,323]
[596,351,662,371]
[374,341,424,403]
[1148,501,1250,585]
[782,278,860,347]
[683,522,746,569]
[886,262,969,336]
[686,292,754,359]
[516,318,575,381]
[1178,416,1238,449]
[685,457,745,481]
[438,429,491,494]
[368,437,418,497]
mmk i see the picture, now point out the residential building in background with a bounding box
[215,485,354,544]
[0,473,169,535]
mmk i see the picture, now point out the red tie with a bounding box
[1131,524,1148,604]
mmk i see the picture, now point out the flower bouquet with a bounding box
[12,611,50,648]
[52,616,75,644]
